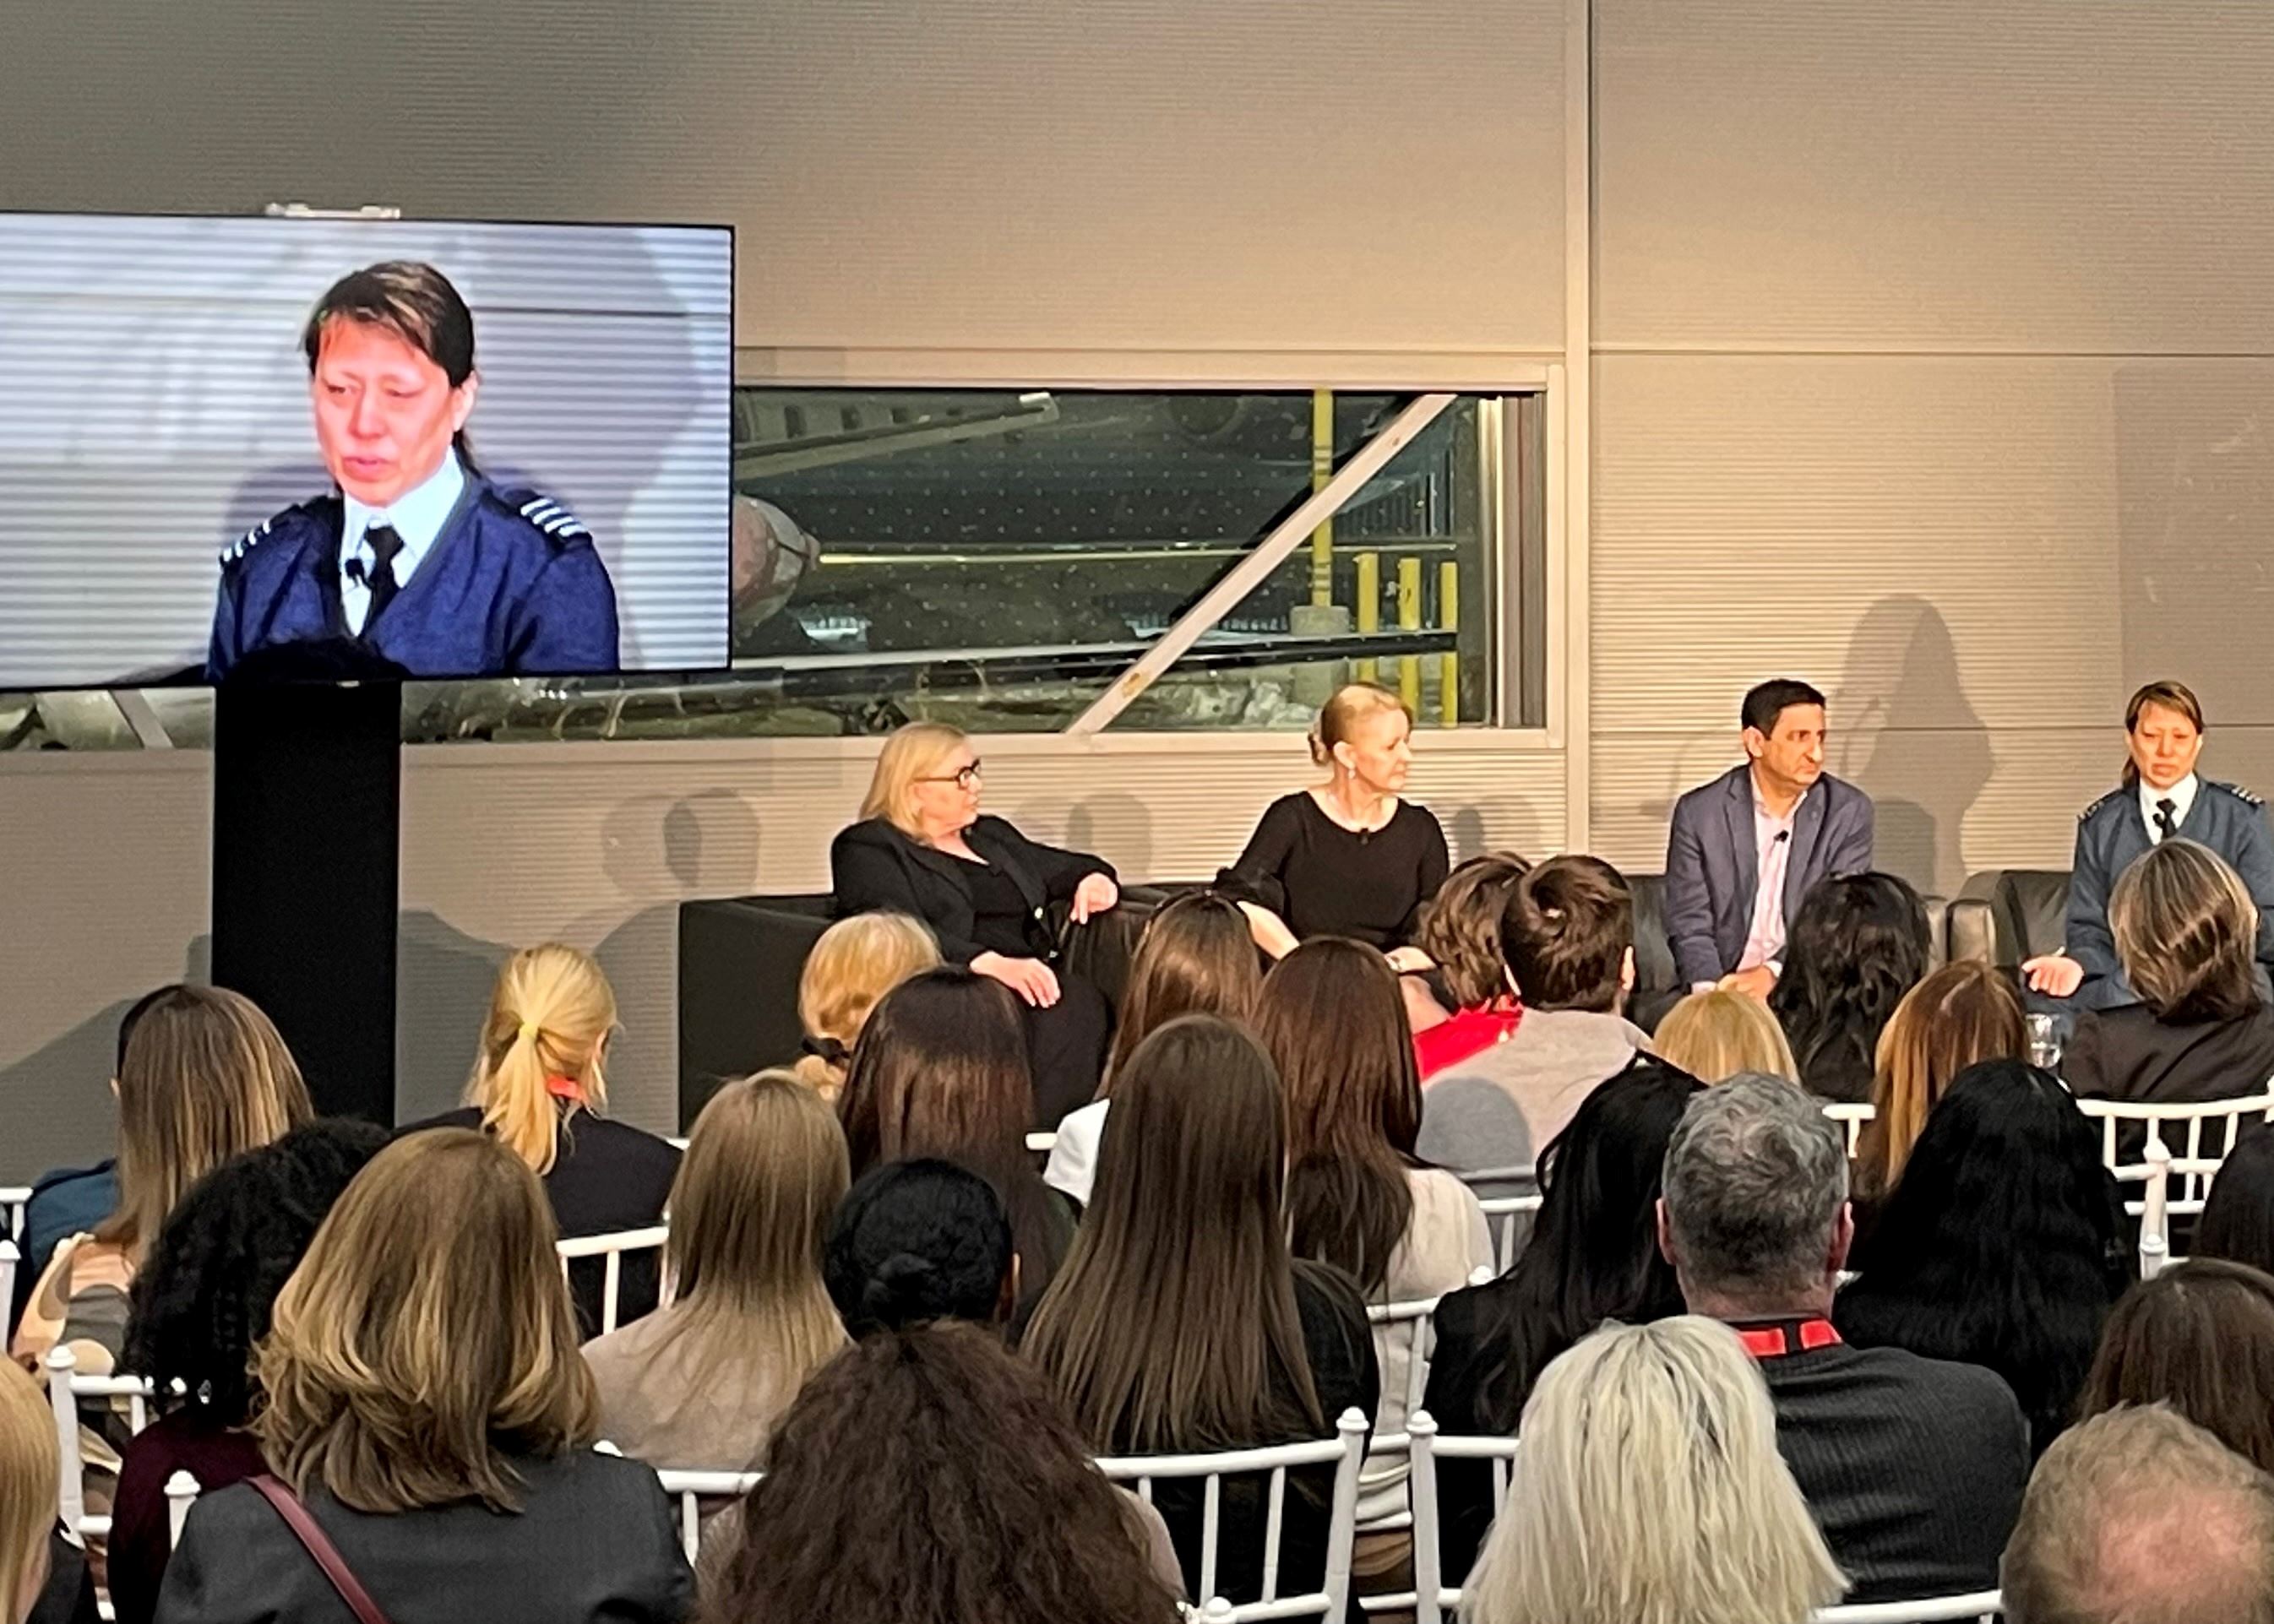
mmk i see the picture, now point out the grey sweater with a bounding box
[1414,1008,1649,1186]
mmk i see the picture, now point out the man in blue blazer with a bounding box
[1664,679,1876,997]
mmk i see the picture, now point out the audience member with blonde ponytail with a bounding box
[1,1358,69,1624]
[792,912,940,1101]
[405,943,679,1339]
[584,1072,848,1480]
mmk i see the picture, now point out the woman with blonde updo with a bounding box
[792,912,941,1102]
[1217,683,1449,966]
[404,943,679,1339]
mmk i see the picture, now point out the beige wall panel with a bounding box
[0,754,213,1181]
[1,0,1566,356]
[1594,356,2274,735]
[1595,0,2274,350]
[397,737,1567,1130]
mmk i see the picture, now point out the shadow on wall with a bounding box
[397,789,764,1131]
[0,931,219,1180]
[1831,595,1993,899]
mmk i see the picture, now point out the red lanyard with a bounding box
[1735,1318,1842,1359]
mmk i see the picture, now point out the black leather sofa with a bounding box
[677,883,1186,1129]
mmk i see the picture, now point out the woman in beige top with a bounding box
[582,1072,848,1475]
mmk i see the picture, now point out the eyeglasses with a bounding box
[918,762,983,790]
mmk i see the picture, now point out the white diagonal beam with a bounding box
[1067,392,1456,736]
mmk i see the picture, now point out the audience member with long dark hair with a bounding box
[1407,852,1529,1078]
[155,1130,691,1623]
[107,1121,386,1624]
[1767,872,1930,1103]
[405,943,680,1338]
[1422,1055,1703,1574]
[702,1324,1183,1624]
[2065,838,2274,1121]
[1044,892,1262,1205]
[1253,937,1489,1563]
[1850,959,2026,1214]
[583,1073,848,1475]
[2078,1259,2274,1474]
[1836,1060,2130,1456]
[1023,1015,1379,1608]
[825,1160,1018,1336]
[1460,1317,1846,1624]
[838,967,1074,1324]
[2197,1132,2274,1275]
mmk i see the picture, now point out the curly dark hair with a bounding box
[705,1323,1182,1624]
[122,1117,388,1422]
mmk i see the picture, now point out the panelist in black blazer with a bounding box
[831,722,1118,1126]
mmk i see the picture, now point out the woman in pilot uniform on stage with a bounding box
[204,260,617,682]
[2025,679,2274,1012]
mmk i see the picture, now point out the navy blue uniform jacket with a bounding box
[2066,779,2274,1010]
[204,474,619,681]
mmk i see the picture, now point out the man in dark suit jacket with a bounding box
[1664,678,1875,997]
[1658,1077,2029,1606]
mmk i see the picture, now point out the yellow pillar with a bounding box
[1438,559,1461,726]
[1396,556,1423,714]
[1308,389,1335,606]
[1354,551,1380,684]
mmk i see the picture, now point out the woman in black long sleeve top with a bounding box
[831,722,1119,1127]
[1218,686,1449,959]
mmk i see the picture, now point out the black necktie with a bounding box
[362,524,405,629]
[2155,797,2178,842]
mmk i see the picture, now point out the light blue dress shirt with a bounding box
[340,448,465,633]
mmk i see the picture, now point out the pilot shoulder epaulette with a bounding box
[2079,788,2126,823]
[218,513,281,568]
[2207,780,2266,809]
[505,490,592,546]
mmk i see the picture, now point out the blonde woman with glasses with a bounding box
[1461,1317,1846,1624]
[832,721,1119,1127]
[155,1130,691,1623]
[404,943,679,1339]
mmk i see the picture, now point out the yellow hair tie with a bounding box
[517,1018,540,1044]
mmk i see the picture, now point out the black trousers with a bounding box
[1024,970,1113,1131]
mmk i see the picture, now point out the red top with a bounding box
[1414,1002,1524,1079]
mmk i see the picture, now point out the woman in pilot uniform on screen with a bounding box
[204,260,618,682]
[2024,679,2274,1013]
